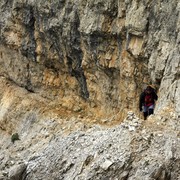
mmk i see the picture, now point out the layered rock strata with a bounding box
[0,0,179,119]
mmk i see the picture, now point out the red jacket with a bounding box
[139,90,158,110]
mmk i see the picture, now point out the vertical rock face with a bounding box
[0,0,179,119]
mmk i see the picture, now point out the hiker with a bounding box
[139,85,158,120]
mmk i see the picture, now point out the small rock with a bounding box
[10,161,15,165]
[2,171,8,176]
[119,171,129,179]
[73,106,82,112]
[129,126,136,131]
[8,163,27,180]
[127,111,134,116]
[0,174,5,180]
[101,118,108,123]
[100,160,113,170]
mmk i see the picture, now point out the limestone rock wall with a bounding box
[0,0,179,120]
[0,1,180,179]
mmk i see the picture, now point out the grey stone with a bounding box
[0,0,179,180]
[8,163,27,180]
[100,160,113,170]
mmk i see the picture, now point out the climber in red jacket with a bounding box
[139,85,158,120]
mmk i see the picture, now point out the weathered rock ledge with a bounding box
[0,77,179,180]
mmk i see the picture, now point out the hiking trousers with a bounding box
[143,104,154,120]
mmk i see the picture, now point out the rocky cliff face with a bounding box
[0,0,179,179]
[0,0,179,119]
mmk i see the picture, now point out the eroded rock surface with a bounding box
[0,0,179,119]
[0,0,180,179]
[0,93,179,180]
